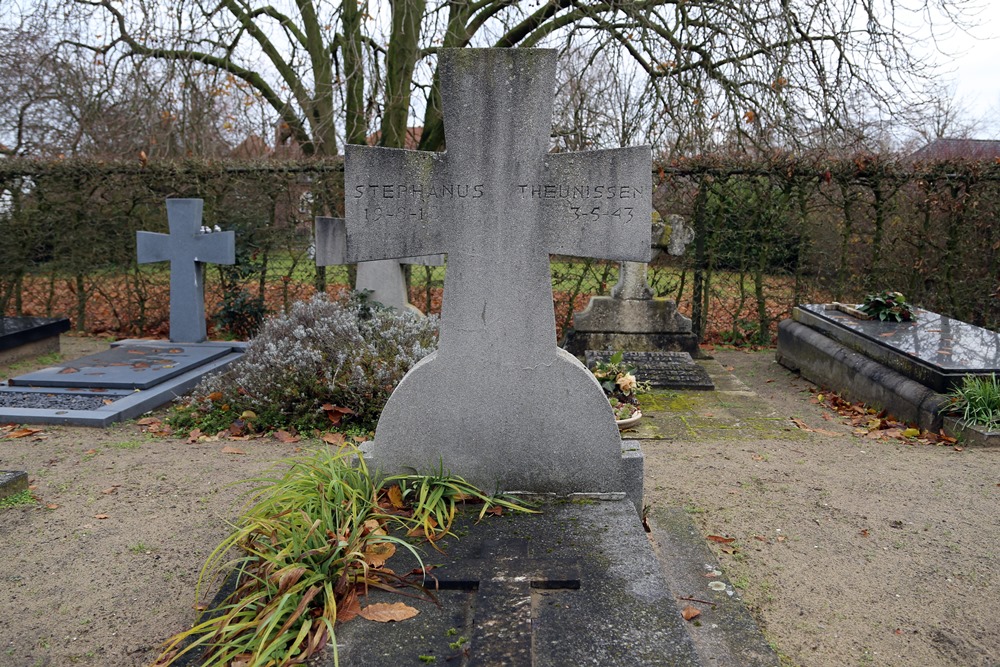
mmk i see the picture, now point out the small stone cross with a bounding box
[432,538,580,665]
[344,49,650,495]
[137,199,235,343]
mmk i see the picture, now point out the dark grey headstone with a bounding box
[343,49,651,499]
[0,470,28,501]
[796,304,1000,392]
[9,344,228,390]
[0,317,70,351]
[136,199,235,343]
[332,500,702,666]
[586,350,715,390]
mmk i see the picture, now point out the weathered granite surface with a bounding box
[331,500,703,667]
[344,49,651,499]
[136,199,235,343]
[564,214,700,356]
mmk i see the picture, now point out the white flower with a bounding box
[616,373,637,394]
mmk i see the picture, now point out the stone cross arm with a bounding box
[344,144,652,265]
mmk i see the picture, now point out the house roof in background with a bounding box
[909,138,1000,161]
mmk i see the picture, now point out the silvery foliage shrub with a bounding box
[188,293,438,431]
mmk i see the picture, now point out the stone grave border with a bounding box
[0,340,245,427]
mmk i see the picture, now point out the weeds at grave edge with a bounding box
[153,444,535,667]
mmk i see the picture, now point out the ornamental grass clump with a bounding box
[947,373,1000,431]
[170,293,438,434]
[154,445,534,667]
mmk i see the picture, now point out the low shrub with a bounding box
[170,293,438,434]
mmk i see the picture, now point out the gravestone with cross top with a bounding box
[137,199,235,343]
[344,49,650,497]
[314,217,442,313]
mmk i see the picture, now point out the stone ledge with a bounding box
[942,416,1000,448]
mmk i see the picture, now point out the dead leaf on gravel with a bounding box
[4,427,43,439]
[359,602,418,623]
[94,514,109,520]
[221,446,246,455]
[274,430,300,443]
[322,432,346,446]
[100,486,119,495]
[136,417,160,426]
[186,428,202,444]
[83,449,97,456]
[681,605,701,621]
[45,503,59,510]
[707,535,736,543]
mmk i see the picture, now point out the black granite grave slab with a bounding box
[586,350,715,390]
[331,499,702,667]
[795,304,1000,392]
[9,343,228,390]
[0,317,70,350]
[0,470,28,501]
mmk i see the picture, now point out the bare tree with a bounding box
[29,0,977,157]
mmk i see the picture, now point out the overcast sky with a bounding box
[931,3,1000,134]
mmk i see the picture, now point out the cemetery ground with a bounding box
[0,336,996,667]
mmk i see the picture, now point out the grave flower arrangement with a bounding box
[590,351,651,422]
[857,290,915,322]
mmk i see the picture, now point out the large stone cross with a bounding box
[137,199,235,343]
[345,49,650,496]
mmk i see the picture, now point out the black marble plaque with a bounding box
[585,350,714,390]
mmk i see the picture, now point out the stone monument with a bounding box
[563,212,700,356]
[137,198,236,343]
[314,217,443,313]
[0,199,245,426]
[341,48,650,503]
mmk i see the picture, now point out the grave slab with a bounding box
[793,303,1000,392]
[9,343,228,390]
[332,499,703,667]
[0,341,245,426]
[0,470,28,501]
[776,315,951,431]
[137,199,235,343]
[0,317,71,365]
[586,350,715,390]
[345,49,651,502]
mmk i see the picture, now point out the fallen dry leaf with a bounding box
[364,541,397,568]
[221,446,246,455]
[94,514,109,520]
[707,535,736,544]
[681,605,701,621]
[4,427,43,439]
[359,602,419,623]
[100,486,119,495]
[186,428,203,444]
[274,430,300,444]
[136,417,160,426]
[387,485,404,509]
[45,503,59,510]
[83,449,97,455]
[322,432,346,446]
[337,588,362,623]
